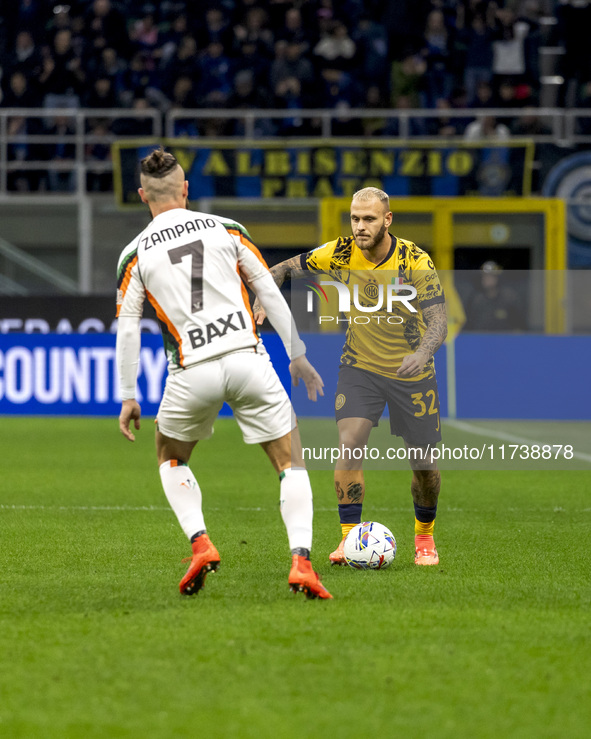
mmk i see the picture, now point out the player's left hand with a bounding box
[119,399,141,441]
[397,351,429,378]
[252,298,266,326]
[289,355,324,402]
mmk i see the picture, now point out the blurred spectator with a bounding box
[471,79,496,108]
[361,85,389,137]
[84,0,128,58]
[313,21,357,73]
[421,9,454,107]
[390,52,428,108]
[160,36,200,94]
[330,101,365,136]
[168,76,200,137]
[85,119,112,191]
[427,97,462,136]
[227,70,275,136]
[464,115,511,140]
[322,68,358,110]
[170,75,198,110]
[383,94,429,137]
[83,75,118,109]
[111,94,156,136]
[457,13,494,104]
[88,47,127,95]
[275,7,312,53]
[130,13,161,60]
[44,114,77,191]
[556,0,591,107]
[236,40,272,93]
[194,7,234,52]
[351,15,389,89]
[197,41,233,105]
[228,69,272,110]
[6,113,47,190]
[159,14,189,65]
[10,30,43,79]
[39,29,84,108]
[491,7,534,92]
[270,40,315,98]
[3,69,42,107]
[272,76,318,135]
[119,51,161,108]
[511,110,552,136]
[234,6,274,54]
[465,261,524,331]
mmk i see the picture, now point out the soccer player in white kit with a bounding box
[116,148,332,599]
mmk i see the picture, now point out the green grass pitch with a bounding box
[1,416,590,738]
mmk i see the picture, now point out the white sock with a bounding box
[159,460,206,540]
[279,468,313,551]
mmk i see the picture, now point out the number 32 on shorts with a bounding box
[411,390,440,431]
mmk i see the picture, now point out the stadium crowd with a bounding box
[1,0,590,190]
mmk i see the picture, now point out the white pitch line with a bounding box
[0,504,171,512]
[0,504,418,513]
[445,419,591,464]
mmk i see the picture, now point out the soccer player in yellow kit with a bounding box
[254,187,448,565]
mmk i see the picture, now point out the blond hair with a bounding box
[352,187,390,208]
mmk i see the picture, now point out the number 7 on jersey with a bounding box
[168,240,204,313]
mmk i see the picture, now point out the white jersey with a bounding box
[117,208,269,371]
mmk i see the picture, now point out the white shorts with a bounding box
[156,349,294,444]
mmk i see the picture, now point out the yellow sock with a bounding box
[341,523,357,540]
[415,517,435,536]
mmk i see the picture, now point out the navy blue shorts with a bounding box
[334,365,442,446]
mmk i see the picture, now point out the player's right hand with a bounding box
[289,355,324,402]
[119,399,141,441]
[252,298,266,325]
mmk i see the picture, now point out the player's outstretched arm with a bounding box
[397,302,448,378]
[119,399,142,442]
[253,255,306,325]
[289,355,324,402]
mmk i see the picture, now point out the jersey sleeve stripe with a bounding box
[117,249,138,282]
[225,227,269,269]
[116,254,139,318]
[145,289,185,368]
[117,253,138,293]
[419,294,446,309]
[237,266,260,341]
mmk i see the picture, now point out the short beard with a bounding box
[359,222,387,251]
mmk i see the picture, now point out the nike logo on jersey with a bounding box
[188,312,248,349]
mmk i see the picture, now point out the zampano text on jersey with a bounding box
[141,218,216,249]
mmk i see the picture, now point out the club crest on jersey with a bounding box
[188,311,247,349]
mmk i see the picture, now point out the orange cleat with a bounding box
[415,534,439,565]
[288,555,333,600]
[179,534,220,595]
[329,538,347,566]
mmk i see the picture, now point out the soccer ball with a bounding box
[343,521,396,570]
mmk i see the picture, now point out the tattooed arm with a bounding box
[253,254,307,324]
[268,255,307,288]
[397,302,448,378]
